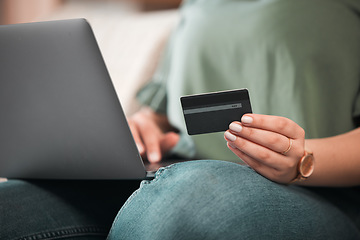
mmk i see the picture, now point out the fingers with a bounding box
[142,130,180,163]
[141,128,162,163]
[161,132,180,154]
[128,113,180,163]
[225,131,288,170]
[228,122,293,155]
[128,115,163,163]
[225,114,306,183]
[235,114,305,157]
[128,121,145,155]
[227,143,296,184]
[227,142,273,175]
[241,114,305,140]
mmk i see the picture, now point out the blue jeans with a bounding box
[0,180,140,240]
[107,160,360,240]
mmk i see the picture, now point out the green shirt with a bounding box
[137,0,360,162]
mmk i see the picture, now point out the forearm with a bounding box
[301,128,360,187]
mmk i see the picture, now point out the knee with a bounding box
[109,161,360,239]
[109,161,287,239]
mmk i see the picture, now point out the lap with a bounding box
[0,179,140,240]
[108,160,360,240]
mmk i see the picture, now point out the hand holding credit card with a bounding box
[181,89,252,135]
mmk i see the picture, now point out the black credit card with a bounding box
[180,89,252,135]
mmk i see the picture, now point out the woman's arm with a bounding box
[304,128,360,187]
[224,114,360,187]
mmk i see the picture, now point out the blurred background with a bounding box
[0,0,182,25]
[0,0,182,115]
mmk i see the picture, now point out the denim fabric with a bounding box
[0,180,140,240]
[107,160,360,240]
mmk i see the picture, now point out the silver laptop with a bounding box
[0,19,182,180]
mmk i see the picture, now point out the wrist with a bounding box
[289,149,315,184]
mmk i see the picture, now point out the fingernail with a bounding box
[136,144,144,154]
[227,142,237,149]
[224,131,237,142]
[149,152,160,162]
[241,115,253,124]
[229,122,242,133]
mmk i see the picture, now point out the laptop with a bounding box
[0,18,184,180]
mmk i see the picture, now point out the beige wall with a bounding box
[0,0,182,25]
[0,0,62,25]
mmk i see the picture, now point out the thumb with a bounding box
[160,132,180,154]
